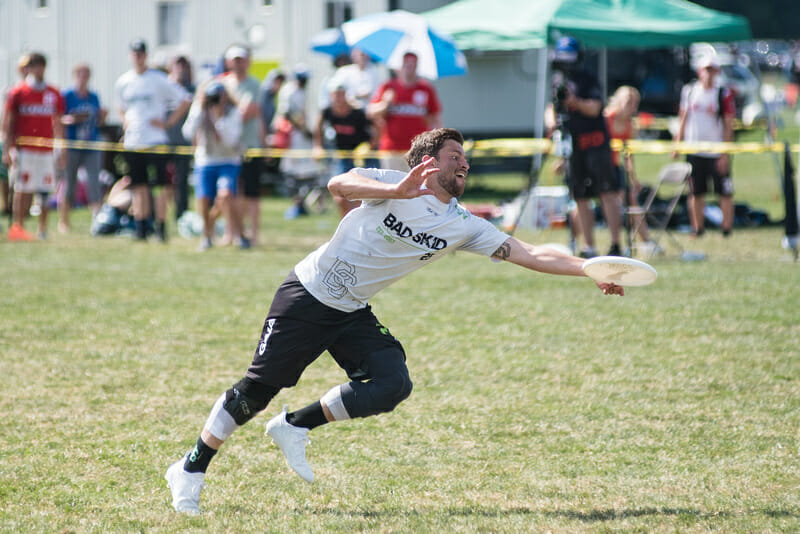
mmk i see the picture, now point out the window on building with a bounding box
[158,2,186,46]
[37,0,48,8]
[326,1,353,28]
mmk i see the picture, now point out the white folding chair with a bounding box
[628,162,692,258]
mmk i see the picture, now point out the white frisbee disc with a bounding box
[582,256,657,287]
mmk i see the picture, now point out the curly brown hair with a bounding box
[405,128,464,167]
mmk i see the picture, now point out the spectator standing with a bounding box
[318,53,351,110]
[603,85,660,252]
[546,36,623,258]
[258,69,285,141]
[674,53,735,238]
[0,55,34,224]
[2,52,64,241]
[276,64,319,186]
[332,48,381,110]
[221,45,263,246]
[367,52,442,170]
[166,56,195,222]
[313,83,373,216]
[59,63,107,232]
[331,47,382,171]
[182,81,245,251]
[115,39,191,241]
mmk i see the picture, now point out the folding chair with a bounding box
[627,162,692,258]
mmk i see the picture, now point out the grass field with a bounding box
[2,128,800,532]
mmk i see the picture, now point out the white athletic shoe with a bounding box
[165,455,206,515]
[265,406,314,483]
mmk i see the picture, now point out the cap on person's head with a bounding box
[130,39,147,54]
[225,45,249,61]
[697,53,720,71]
[266,68,284,82]
[553,36,581,63]
[293,63,311,80]
[204,80,226,98]
[327,78,346,94]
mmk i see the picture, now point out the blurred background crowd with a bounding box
[1,0,797,254]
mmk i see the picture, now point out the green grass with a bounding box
[2,126,799,532]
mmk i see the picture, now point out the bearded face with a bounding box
[434,140,469,198]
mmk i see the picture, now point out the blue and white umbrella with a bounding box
[309,28,351,57]
[341,10,467,80]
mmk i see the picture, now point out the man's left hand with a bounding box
[597,281,624,296]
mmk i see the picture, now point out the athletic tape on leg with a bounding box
[204,393,238,441]
[320,384,351,421]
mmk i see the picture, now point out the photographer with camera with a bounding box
[545,36,623,258]
[182,80,247,250]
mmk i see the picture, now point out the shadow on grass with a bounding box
[307,505,800,523]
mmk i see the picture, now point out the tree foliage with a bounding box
[691,0,798,39]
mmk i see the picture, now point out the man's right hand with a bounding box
[394,156,438,199]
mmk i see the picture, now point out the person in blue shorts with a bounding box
[182,80,247,250]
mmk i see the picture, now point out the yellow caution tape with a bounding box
[14,135,800,159]
[632,116,768,131]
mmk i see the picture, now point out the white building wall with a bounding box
[0,0,542,138]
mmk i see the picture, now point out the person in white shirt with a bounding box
[331,48,381,109]
[164,128,623,515]
[674,53,736,238]
[115,39,191,241]
[182,80,246,251]
[221,44,264,246]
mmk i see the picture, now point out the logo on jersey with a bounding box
[382,213,447,250]
[19,103,56,116]
[412,90,429,106]
[323,258,358,299]
[258,318,275,355]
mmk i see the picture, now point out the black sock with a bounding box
[155,221,166,241]
[286,401,329,430]
[183,437,218,473]
[135,220,147,240]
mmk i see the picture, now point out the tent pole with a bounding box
[599,47,608,100]
[511,47,550,236]
[533,46,549,173]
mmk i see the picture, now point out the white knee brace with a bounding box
[204,393,238,441]
[320,384,351,421]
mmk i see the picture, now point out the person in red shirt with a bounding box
[2,52,64,241]
[367,52,442,170]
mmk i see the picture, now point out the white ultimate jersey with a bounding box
[115,68,189,148]
[679,81,732,157]
[295,168,510,312]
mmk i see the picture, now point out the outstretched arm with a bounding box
[491,237,624,296]
[328,156,439,201]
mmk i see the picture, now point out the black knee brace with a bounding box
[342,362,413,417]
[223,377,278,425]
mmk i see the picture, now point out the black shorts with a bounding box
[123,151,170,187]
[567,147,619,199]
[686,155,734,197]
[239,156,263,198]
[245,271,406,389]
